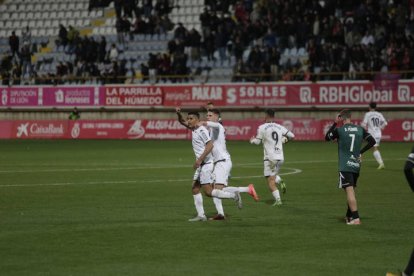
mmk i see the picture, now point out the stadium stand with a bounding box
[1,0,414,84]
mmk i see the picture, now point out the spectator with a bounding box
[174,23,187,41]
[22,26,32,46]
[11,62,22,85]
[57,24,68,46]
[98,36,107,63]
[109,44,119,62]
[140,62,149,83]
[143,0,153,18]
[68,107,80,120]
[9,31,19,59]
[188,28,201,61]
[20,43,33,78]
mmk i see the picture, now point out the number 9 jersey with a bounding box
[252,122,294,162]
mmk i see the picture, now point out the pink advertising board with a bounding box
[0,119,412,141]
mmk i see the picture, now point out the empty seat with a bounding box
[49,11,57,19]
[67,2,75,10]
[51,3,59,11]
[12,20,20,28]
[59,3,68,10]
[11,12,19,20]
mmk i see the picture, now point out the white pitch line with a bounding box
[0,158,405,174]
[0,167,303,188]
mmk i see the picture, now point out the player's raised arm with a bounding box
[325,114,342,141]
[175,107,191,130]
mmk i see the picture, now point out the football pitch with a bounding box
[0,140,413,276]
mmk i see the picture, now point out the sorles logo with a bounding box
[17,123,29,137]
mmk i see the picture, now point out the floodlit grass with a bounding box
[0,140,412,276]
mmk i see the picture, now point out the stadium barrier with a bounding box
[0,118,413,141]
[1,80,414,109]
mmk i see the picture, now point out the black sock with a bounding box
[404,248,414,275]
[351,211,359,220]
[346,206,352,218]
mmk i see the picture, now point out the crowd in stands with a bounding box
[2,0,414,84]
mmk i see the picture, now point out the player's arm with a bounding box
[325,114,341,141]
[380,114,388,130]
[205,121,221,129]
[325,123,339,141]
[250,127,262,145]
[282,129,295,143]
[404,147,414,192]
[359,129,376,155]
[175,107,191,130]
[194,140,213,169]
[361,114,368,129]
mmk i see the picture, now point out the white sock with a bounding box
[272,190,281,201]
[276,175,282,184]
[373,150,383,165]
[213,197,225,216]
[223,186,249,193]
[193,193,205,217]
[212,189,235,199]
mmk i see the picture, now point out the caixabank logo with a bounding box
[16,122,65,138]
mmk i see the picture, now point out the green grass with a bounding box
[0,140,412,276]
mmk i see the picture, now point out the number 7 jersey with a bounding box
[327,124,372,173]
[255,122,290,161]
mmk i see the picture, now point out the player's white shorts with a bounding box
[212,159,232,186]
[264,159,284,177]
[193,162,213,185]
[373,136,381,147]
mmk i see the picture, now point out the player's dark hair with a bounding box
[206,101,214,106]
[209,108,221,116]
[369,102,377,109]
[339,109,351,119]
[187,111,200,118]
[265,109,275,117]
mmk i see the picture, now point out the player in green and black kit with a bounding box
[325,109,376,225]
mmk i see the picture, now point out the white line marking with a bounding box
[0,168,303,188]
[0,158,405,174]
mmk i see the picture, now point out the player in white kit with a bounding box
[361,102,387,169]
[176,109,242,221]
[250,109,295,206]
[199,109,259,220]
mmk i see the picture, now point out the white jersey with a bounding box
[192,126,213,163]
[255,122,290,161]
[206,121,231,162]
[361,111,387,138]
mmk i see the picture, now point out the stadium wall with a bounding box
[0,81,413,140]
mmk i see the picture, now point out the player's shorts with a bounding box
[338,171,359,189]
[193,162,213,185]
[212,159,232,186]
[264,159,284,177]
[373,135,381,147]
